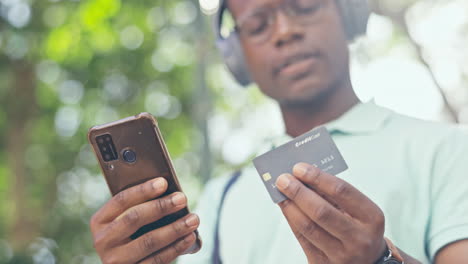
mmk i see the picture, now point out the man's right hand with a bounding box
[90,177,200,264]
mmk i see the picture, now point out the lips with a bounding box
[274,53,319,77]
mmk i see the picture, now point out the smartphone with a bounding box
[88,112,201,253]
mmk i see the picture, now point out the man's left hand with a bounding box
[276,162,387,264]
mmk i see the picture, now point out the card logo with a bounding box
[295,133,320,148]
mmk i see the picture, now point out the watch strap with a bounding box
[385,237,404,262]
[374,237,405,264]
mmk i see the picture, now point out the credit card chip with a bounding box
[262,173,272,182]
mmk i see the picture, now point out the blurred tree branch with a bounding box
[371,0,460,123]
[6,59,39,251]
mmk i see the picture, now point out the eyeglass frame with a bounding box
[232,0,330,45]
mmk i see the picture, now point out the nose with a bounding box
[272,10,304,48]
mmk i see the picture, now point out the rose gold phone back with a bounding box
[88,113,181,196]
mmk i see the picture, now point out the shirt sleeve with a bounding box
[177,176,230,264]
[428,127,468,260]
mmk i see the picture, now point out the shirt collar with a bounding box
[267,100,392,148]
[325,100,392,135]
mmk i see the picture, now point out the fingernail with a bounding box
[153,178,166,191]
[276,174,290,190]
[185,214,198,227]
[293,163,309,177]
[172,193,186,206]
[183,233,195,244]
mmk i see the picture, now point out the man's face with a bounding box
[228,0,350,106]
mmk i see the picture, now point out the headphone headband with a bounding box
[214,0,227,40]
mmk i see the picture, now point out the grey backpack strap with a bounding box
[212,171,242,264]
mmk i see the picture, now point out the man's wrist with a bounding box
[374,238,405,264]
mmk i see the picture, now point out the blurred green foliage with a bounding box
[0,0,221,263]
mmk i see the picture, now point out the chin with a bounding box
[279,76,329,106]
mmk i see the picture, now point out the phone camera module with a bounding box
[96,134,118,162]
[123,149,137,163]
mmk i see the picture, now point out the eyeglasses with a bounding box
[235,0,328,45]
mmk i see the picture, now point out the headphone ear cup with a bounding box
[337,0,370,41]
[351,0,371,37]
[216,32,252,86]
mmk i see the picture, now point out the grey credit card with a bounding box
[253,126,348,204]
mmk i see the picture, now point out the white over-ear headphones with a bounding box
[214,0,371,86]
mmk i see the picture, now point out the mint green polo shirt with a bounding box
[178,101,468,263]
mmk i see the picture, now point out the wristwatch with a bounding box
[374,237,405,264]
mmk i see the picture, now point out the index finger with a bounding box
[292,163,380,222]
[92,177,168,224]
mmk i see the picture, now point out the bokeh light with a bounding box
[172,1,198,25]
[58,80,84,105]
[54,106,82,138]
[36,60,62,85]
[7,2,31,28]
[199,0,219,15]
[146,7,166,32]
[5,33,29,59]
[120,25,144,50]
[102,73,130,102]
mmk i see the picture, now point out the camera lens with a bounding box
[122,149,137,163]
[96,134,118,162]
